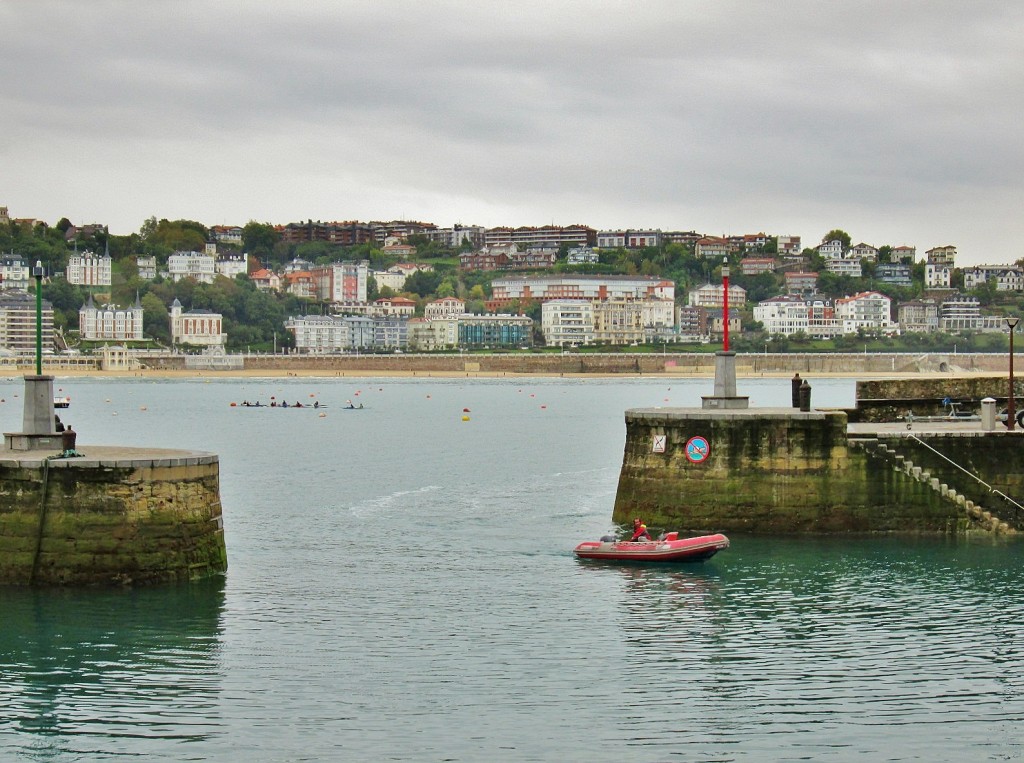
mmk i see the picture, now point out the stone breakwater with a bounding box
[0,447,227,585]
[612,407,1023,535]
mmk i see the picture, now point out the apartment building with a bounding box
[695,237,729,259]
[962,266,1024,292]
[897,300,940,333]
[542,300,595,346]
[0,291,54,354]
[688,283,747,309]
[835,291,892,332]
[424,297,467,321]
[490,275,672,307]
[310,260,369,303]
[167,250,216,284]
[484,225,595,249]
[458,314,534,348]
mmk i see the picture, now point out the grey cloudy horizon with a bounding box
[3,1,1022,265]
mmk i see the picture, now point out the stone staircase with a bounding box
[851,437,1014,534]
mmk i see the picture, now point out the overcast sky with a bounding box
[3,1,1022,265]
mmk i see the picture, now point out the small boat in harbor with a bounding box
[53,396,71,409]
[573,532,729,563]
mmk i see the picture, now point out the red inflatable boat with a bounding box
[573,532,729,563]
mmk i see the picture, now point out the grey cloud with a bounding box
[1,1,1022,261]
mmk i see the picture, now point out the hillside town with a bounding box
[1,205,1021,359]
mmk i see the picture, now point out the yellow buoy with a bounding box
[462,415,470,421]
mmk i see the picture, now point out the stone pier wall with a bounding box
[612,408,1000,535]
[0,452,227,585]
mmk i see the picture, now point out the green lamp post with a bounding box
[33,260,43,376]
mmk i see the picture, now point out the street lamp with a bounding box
[32,261,44,376]
[1007,316,1020,431]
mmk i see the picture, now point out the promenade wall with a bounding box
[137,352,1012,376]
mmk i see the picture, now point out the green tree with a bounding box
[242,221,279,260]
[142,292,170,343]
[822,229,851,249]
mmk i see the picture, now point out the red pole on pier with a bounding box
[722,263,730,352]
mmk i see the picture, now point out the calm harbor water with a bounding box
[0,375,1021,762]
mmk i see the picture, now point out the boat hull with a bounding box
[573,533,729,563]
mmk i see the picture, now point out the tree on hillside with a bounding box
[404,269,443,297]
[141,293,170,343]
[242,221,278,260]
[822,229,851,249]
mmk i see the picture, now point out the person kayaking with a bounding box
[630,518,652,542]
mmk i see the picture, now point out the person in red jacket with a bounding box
[630,518,652,541]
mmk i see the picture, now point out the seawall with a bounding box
[612,407,1023,535]
[132,351,1011,376]
[0,446,228,585]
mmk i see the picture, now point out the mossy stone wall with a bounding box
[0,459,227,585]
[612,409,968,534]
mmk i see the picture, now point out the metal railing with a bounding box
[906,433,1024,520]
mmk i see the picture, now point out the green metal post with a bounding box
[33,261,43,376]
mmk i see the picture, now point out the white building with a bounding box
[370,297,416,318]
[542,299,595,346]
[566,246,599,264]
[66,250,112,286]
[408,317,459,350]
[925,262,952,289]
[849,243,878,261]
[168,250,217,284]
[216,252,247,279]
[490,275,673,305]
[962,266,1024,292]
[835,291,892,332]
[285,315,350,353]
[688,283,746,309]
[79,295,144,341]
[817,239,844,258]
[169,298,225,346]
[373,270,406,291]
[754,296,842,338]
[824,258,863,277]
[0,255,30,291]
[754,296,812,336]
[210,225,244,245]
[135,255,157,280]
[425,297,467,321]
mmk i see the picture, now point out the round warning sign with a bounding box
[684,435,710,463]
